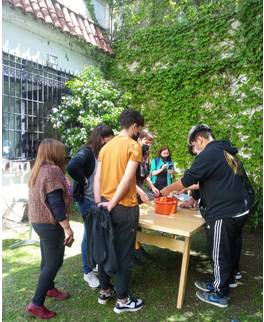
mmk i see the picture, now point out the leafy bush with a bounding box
[50,66,131,154]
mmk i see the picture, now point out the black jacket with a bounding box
[181,140,253,220]
[67,147,95,201]
[85,206,118,276]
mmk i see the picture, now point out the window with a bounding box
[2,52,72,160]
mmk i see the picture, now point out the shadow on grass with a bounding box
[2,229,263,322]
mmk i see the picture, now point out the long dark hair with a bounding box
[87,124,114,158]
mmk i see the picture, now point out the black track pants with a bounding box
[205,215,248,296]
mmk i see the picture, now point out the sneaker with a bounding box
[83,271,100,289]
[93,264,98,273]
[98,288,116,305]
[195,280,237,291]
[196,291,229,308]
[235,271,242,280]
[194,281,214,292]
[26,302,57,319]
[229,279,238,288]
[113,296,144,314]
[47,288,70,301]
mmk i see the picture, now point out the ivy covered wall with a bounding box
[106,0,263,226]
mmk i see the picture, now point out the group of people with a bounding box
[26,109,254,319]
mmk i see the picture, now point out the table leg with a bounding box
[177,236,191,309]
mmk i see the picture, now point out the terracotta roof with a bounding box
[3,0,112,54]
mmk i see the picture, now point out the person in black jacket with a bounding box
[67,125,114,289]
[161,124,254,309]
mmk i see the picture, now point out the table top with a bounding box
[139,202,205,237]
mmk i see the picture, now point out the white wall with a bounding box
[56,0,91,19]
[2,6,96,74]
[93,0,110,30]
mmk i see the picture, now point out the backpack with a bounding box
[241,166,255,210]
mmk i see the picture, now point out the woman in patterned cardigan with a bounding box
[26,138,74,320]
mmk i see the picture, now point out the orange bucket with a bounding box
[155,197,178,215]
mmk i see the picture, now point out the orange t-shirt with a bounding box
[98,135,142,207]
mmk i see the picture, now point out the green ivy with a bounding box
[106,0,263,227]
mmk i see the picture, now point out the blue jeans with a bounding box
[76,198,94,274]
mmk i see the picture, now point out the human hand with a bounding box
[160,186,171,196]
[180,197,197,209]
[138,191,150,205]
[161,164,168,171]
[98,201,115,212]
[64,227,74,246]
[151,186,160,197]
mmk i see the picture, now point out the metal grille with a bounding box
[2,52,72,160]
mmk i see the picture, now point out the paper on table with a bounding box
[174,193,192,202]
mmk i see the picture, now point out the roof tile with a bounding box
[21,0,34,14]
[41,7,53,24]
[30,1,45,20]
[4,0,112,53]
[12,0,23,9]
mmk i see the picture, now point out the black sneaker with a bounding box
[234,271,242,280]
[113,296,144,314]
[98,288,116,305]
[229,279,238,288]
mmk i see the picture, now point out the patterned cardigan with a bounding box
[28,164,72,224]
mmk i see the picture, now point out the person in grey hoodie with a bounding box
[161,124,254,309]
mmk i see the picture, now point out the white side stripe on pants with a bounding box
[213,219,222,292]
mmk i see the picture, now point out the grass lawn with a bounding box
[3,214,263,322]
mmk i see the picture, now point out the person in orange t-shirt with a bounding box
[94,109,145,314]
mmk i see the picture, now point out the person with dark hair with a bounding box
[26,139,74,320]
[67,124,114,288]
[94,108,145,314]
[161,124,254,308]
[150,146,175,191]
[139,129,154,146]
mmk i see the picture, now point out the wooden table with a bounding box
[137,202,205,309]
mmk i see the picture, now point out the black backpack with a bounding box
[242,167,255,211]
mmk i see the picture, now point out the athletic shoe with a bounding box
[195,280,237,292]
[229,279,238,288]
[98,288,116,305]
[196,291,229,308]
[83,271,100,289]
[235,271,242,280]
[194,281,214,292]
[93,264,98,273]
[113,296,144,314]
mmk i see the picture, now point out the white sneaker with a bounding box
[83,271,100,289]
[113,296,144,314]
[93,264,98,273]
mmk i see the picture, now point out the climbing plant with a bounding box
[106,0,263,227]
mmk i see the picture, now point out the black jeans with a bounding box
[98,204,139,299]
[205,215,248,297]
[32,223,65,306]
